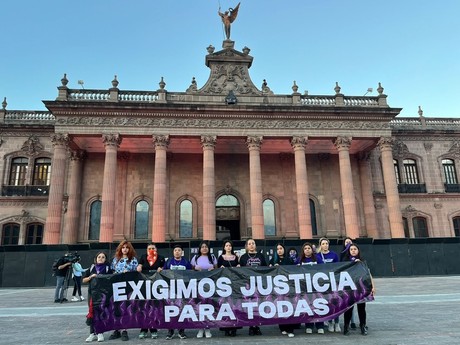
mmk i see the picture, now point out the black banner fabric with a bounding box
[91,261,373,333]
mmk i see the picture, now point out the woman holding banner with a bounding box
[239,238,267,336]
[108,240,138,342]
[163,244,191,340]
[269,243,296,338]
[217,240,240,337]
[317,237,341,333]
[296,242,325,335]
[191,241,217,338]
[342,243,375,336]
[136,242,165,339]
[83,251,113,343]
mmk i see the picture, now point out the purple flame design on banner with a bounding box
[91,262,373,333]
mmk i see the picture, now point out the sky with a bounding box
[1,0,459,118]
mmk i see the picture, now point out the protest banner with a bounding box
[90,261,373,333]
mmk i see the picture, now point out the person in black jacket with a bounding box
[269,243,296,337]
[136,242,165,339]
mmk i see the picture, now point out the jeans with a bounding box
[54,276,65,300]
[72,276,82,296]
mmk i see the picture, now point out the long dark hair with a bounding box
[222,240,235,255]
[195,240,214,264]
[299,242,317,263]
[344,242,363,261]
[273,242,286,263]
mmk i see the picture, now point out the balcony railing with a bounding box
[398,183,427,194]
[1,185,50,197]
[445,183,460,193]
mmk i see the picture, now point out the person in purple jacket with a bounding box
[317,237,341,333]
[296,242,325,335]
[163,244,191,340]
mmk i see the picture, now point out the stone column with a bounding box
[201,135,217,241]
[44,133,70,244]
[378,137,405,238]
[358,152,378,238]
[291,136,312,239]
[247,136,264,239]
[62,150,86,244]
[334,136,360,239]
[100,134,122,243]
[152,135,169,243]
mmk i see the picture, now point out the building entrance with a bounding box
[216,219,240,240]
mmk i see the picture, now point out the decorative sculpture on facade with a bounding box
[218,2,241,40]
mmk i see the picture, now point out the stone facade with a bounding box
[1,40,460,245]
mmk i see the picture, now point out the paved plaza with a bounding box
[1,275,459,345]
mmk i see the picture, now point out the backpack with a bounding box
[51,258,60,276]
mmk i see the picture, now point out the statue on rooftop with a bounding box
[218,2,241,40]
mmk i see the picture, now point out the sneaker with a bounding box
[335,323,341,332]
[80,296,85,301]
[281,331,287,335]
[328,322,334,332]
[360,325,368,336]
[196,330,204,338]
[166,331,174,340]
[178,331,187,339]
[71,296,79,302]
[287,333,295,338]
[306,328,313,334]
[139,331,147,339]
[97,333,104,342]
[249,327,255,336]
[254,327,262,336]
[86,334,98,342]
[121,331,129,341]
[54,299,60,303]
[318,328,325,334]
[350,322,357,330]
[109,330,121,340]
[151,331,158,339]
[204,329,212,338]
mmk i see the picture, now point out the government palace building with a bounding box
[1,36,460,247]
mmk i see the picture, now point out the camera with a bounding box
[63,252,80,264]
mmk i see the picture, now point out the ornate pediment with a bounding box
[21,136,44,156]
[196,43,268,97]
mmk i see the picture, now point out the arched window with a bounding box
[179,200,193,238]
[9,157,28,186]
[134,200,149,239]
[412,217,428,237]
[310,199,318,236]
[88,200,102,240]
[33,158,51,185]
[2,223,20,245]
[453,217,460,237]
[216,195,239,207]
[263,199,276,236]
[403,159,419,184]
[393,159,401,184]
[442,159,458,184]
[26,223,43,244]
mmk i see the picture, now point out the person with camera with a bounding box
[71,254,87,302]
[53,252,73,303]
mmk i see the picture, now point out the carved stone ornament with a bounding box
[201,135,217,149]
[246,136,263,149]
[102,133,122,148]
[56,117,391,131]
[448,141,460,159]
[291,136,308,149]
[434,202,442,209]
[51,133,70,148]
[377,137,395,151]
[22,135,45,156]
[69,149,86,161]
[423,142,433,152]
[392,139,410,158]
[152,135,170,149]
[333,136,352,149]
[404,205,417,213]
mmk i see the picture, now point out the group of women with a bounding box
[83,237,375,342]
